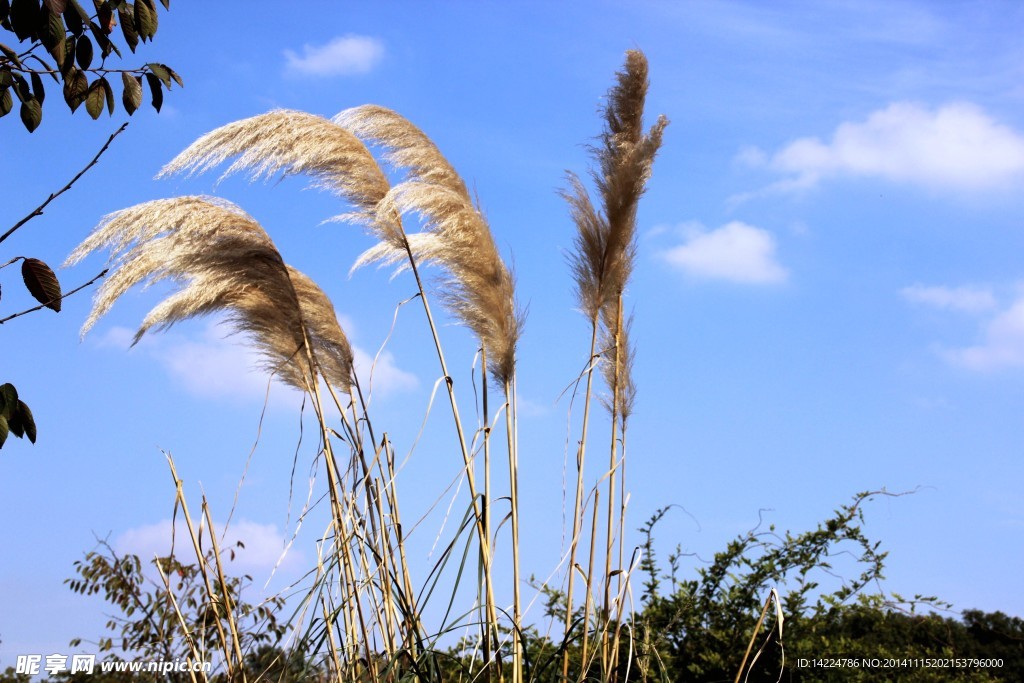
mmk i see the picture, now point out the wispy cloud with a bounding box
[95,319,416,404]
[904,284,1024,371]
[658,221,788,284]
[98,322,293,405]
[353,345,418,399]
[901,284,997,314]
[115,518,302,574]
[740,102,1024,194]
[283,35,384,77]
[939,297,1024,371]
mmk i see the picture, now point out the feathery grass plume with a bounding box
[157,109,405,250]
[64,196,354,394]
[336,105,523,385]
[566,48,667,405]
[335,104,467,192]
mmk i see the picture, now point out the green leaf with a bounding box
[145,70,160,111]
[168,66,182,87]
[43,0,66,12]
[57,35,74,75]
[120,71,139,114]
[30,69,43,103]
[99,74,112,113]
[62,1,82,35]
[0,41,23,68]
[84,79,103,118]
[67,0,87,21]
[0,383,17,418]
[21,257,62,309]
[95,1,112,34]
[18,400,36,443]
[75,33,92,69]
[0,414,9,448]
[0,87,12,117]
[7,403,24,437]
[63,66,87,110]
[117,2,137,51]
[158,0,167,9]
[146,61,170,87]
[133,0,154,41]
[10,0,40,42]
[88,20,119,59]
[19,96,41,131]
[42,6,64,49]
[11,72,28,101]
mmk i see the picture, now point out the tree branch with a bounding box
[0,123,129,246]
[0,269,107,325]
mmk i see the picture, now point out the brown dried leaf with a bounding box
[21,257,62,311]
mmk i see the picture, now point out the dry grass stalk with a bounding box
[164,452,238,681]
[338,104,524,679]
[64,196,354,395]
[562,49,667,681]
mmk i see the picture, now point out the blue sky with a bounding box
[2,0,1024,663]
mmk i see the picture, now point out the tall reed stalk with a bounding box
[562,49,667,681]
[336,105,524,681]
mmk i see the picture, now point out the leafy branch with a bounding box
[0,121,127,245]
[0,264,107,324]
[1,0,181,131]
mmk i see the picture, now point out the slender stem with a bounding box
[151,560,203,683]
[0,268,108,325]
[400,236,502,675]
[298,324,378,676]
[322,596,345,682]
[734,592,777,683]
[610,420,632,674]
[580,488,600,678]
[164,455,237,680]
[383,437,421,652]
[602,292,625,679]
[201,499,246,676]
[563,320,599,679]
[481,347,497,679]
[1,123,128,245]
[506,374,523,683]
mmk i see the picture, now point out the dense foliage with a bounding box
[1,493,1020,681]
[1,0,180,131]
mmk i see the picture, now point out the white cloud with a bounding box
[115,518,301,574]
[353,345,419,398]
[906,287,1024,371]
[153,327,277,402]
[660,221,788,284]
[283,35,384,77]
[940,298,1024,371]
[95,320,417,405]
[901,284,997,314]
[743,102,1024,192]
[95,325,140,350]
